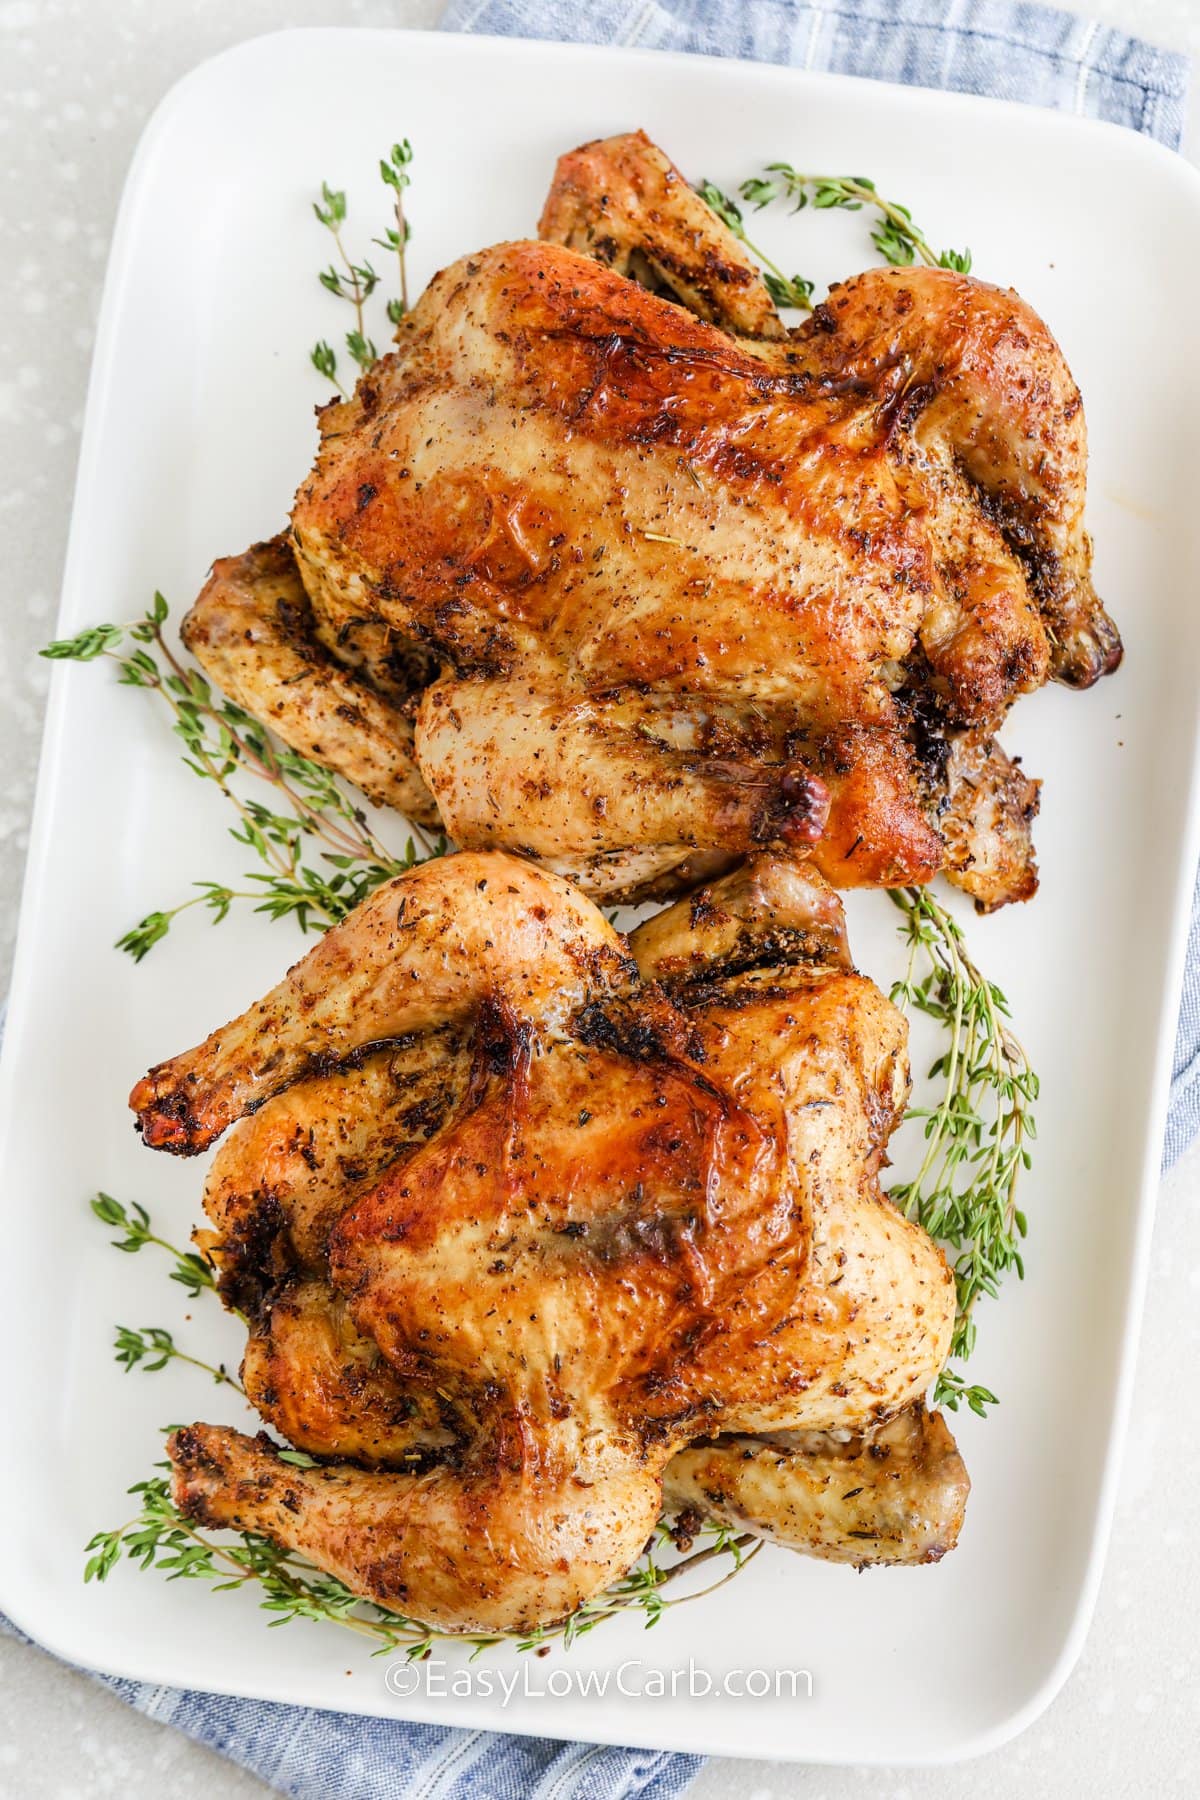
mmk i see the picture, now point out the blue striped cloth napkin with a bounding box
[7,3,1190,1797]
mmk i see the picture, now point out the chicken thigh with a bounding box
[132,849,966,1634]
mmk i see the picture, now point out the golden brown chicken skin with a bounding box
[181,538,437,822]
[537,127,787,340]
[663,1404,968,1566]
[133,850,962,1634]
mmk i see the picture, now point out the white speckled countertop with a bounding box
[3,2,1200,1794]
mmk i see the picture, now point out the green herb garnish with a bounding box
[696,180,815,310]
[310,141,415,391]
[698,166,971,315]
[113,1326,243,1394]
[888,887,1036,1414]
[91,1193,217,1297]
[41,596,441,959]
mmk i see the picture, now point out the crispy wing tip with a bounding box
[662,1402,970,1567]
[939,730,1041,911]
[539,128,785,340]
[182,536,439,824]
[128,1070,215,1155]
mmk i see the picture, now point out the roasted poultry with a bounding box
[182,130,1120,909]
[130,849,968,1634]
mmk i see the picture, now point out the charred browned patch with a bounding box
[211,1191,290,1320]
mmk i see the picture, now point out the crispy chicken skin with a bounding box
[194,1034,472,1313]
[937,729,1041,910]
[180,132,1118,908]
[181,538,437,822]
[537,127,787,340]
[134,850,962,1633]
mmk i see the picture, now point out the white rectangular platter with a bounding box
[1,25,1199,1767]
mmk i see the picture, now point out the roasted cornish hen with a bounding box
[130,850,968,1633]
[182,130,1119,909]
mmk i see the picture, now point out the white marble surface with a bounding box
[2,1,1200,1794]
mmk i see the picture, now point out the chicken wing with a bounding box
[663,1404,969,1566]
[182,538,437,822]
[537,127,786,340]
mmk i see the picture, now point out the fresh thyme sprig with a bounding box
[91,1194,217,1298]
[85,1479,759,1660]
[113,1327,244,1395]
[887,887,1036,1416]
[376,140,414,324]
[41,597,439,958]
[696,180,816,312]
[740,166,972,275]
[697,167,971,314]
[44,598,391,858]
[311,141,414,390]
[534,1521,759,1653]
[115,884,243,965]
[100,1197,241,1403]
[311,180,379,389]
